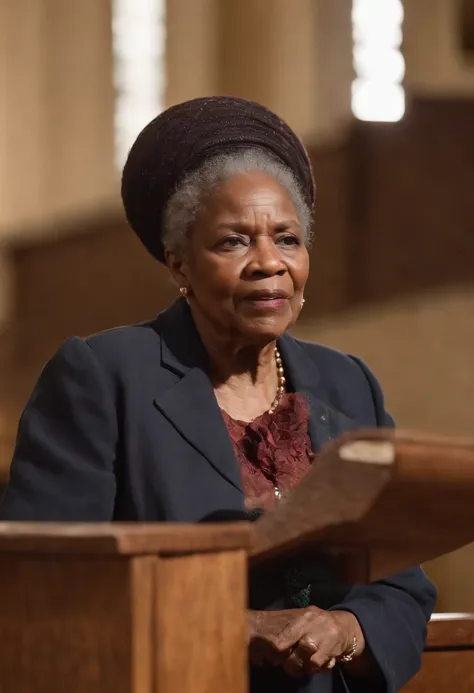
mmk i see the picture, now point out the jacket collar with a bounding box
[153,300,354,492]
[156,298,209,376]
[154,300,243,491]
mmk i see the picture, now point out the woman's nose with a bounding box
[247,239,286,276]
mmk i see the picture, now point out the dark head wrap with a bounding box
[121,96,315,263]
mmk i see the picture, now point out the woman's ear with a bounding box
[164,248,189,289]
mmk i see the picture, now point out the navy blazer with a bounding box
[0,299,436,693]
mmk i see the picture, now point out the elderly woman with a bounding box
[0,97,435,692]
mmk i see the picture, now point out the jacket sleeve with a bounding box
[0,337,118,521]
[334,568,436,693]
[334,356,437,692]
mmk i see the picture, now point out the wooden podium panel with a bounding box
[403,614,474,692]
[0,523,251,693]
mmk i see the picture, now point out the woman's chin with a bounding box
[237,315,293,342]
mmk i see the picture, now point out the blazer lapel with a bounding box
[153,300,243,493]
[278,333,356,453]
[153,300,355,489]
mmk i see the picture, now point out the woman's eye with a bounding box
[277,235,300,246]
[220,235,247,249]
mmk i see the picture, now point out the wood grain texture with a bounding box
[0,535,249,693]
[0,555,154,693]
[252,429,474,580]
[155,551,248,693]
[403,615,474,692]
[0,522,251,556]
[130,556,155,693]
[402,651,474,693]
[426,613,474,649]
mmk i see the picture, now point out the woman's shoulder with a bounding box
[48,317,163,381]
[284,334,393,426]
[284,333,373,381]
[85,318,162,355]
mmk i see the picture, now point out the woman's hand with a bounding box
[248,607,365,677]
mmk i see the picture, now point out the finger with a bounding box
[291,637,325,676]
[293,635,318,660]
[282,652,306,679]
[292,635,334,673]
[303,656,336,676]
[299,614,345,666]
[274,607,322,652]
[274,622,308,652]
[308,648,334,670]
[254,638,290,667]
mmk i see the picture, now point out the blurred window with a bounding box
[351,0,405,121]
[112,0,166,169]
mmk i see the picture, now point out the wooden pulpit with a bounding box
[1,429,474,692]
[251,429,474,692]
[0,523,251,693]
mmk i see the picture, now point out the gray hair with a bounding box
[162,148,313,255]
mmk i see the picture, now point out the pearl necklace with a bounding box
[268,346,286,501]
[268,347,286,414]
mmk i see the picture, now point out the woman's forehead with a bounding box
[204,172,297,215]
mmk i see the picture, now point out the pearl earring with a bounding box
[301,298,305,306]
[179,286,188,297]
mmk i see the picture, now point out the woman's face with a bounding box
[167,171,310,345]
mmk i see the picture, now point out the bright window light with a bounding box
[351,0,405,122]
[112,0,166,170]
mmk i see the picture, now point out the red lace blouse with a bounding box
[220,393,313,508]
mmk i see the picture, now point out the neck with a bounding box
[197,321,277,386]
[189,304,280,419]
[208,341,276,384]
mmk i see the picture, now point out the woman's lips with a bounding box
[243,292,289,310]
[248,297,286,309]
